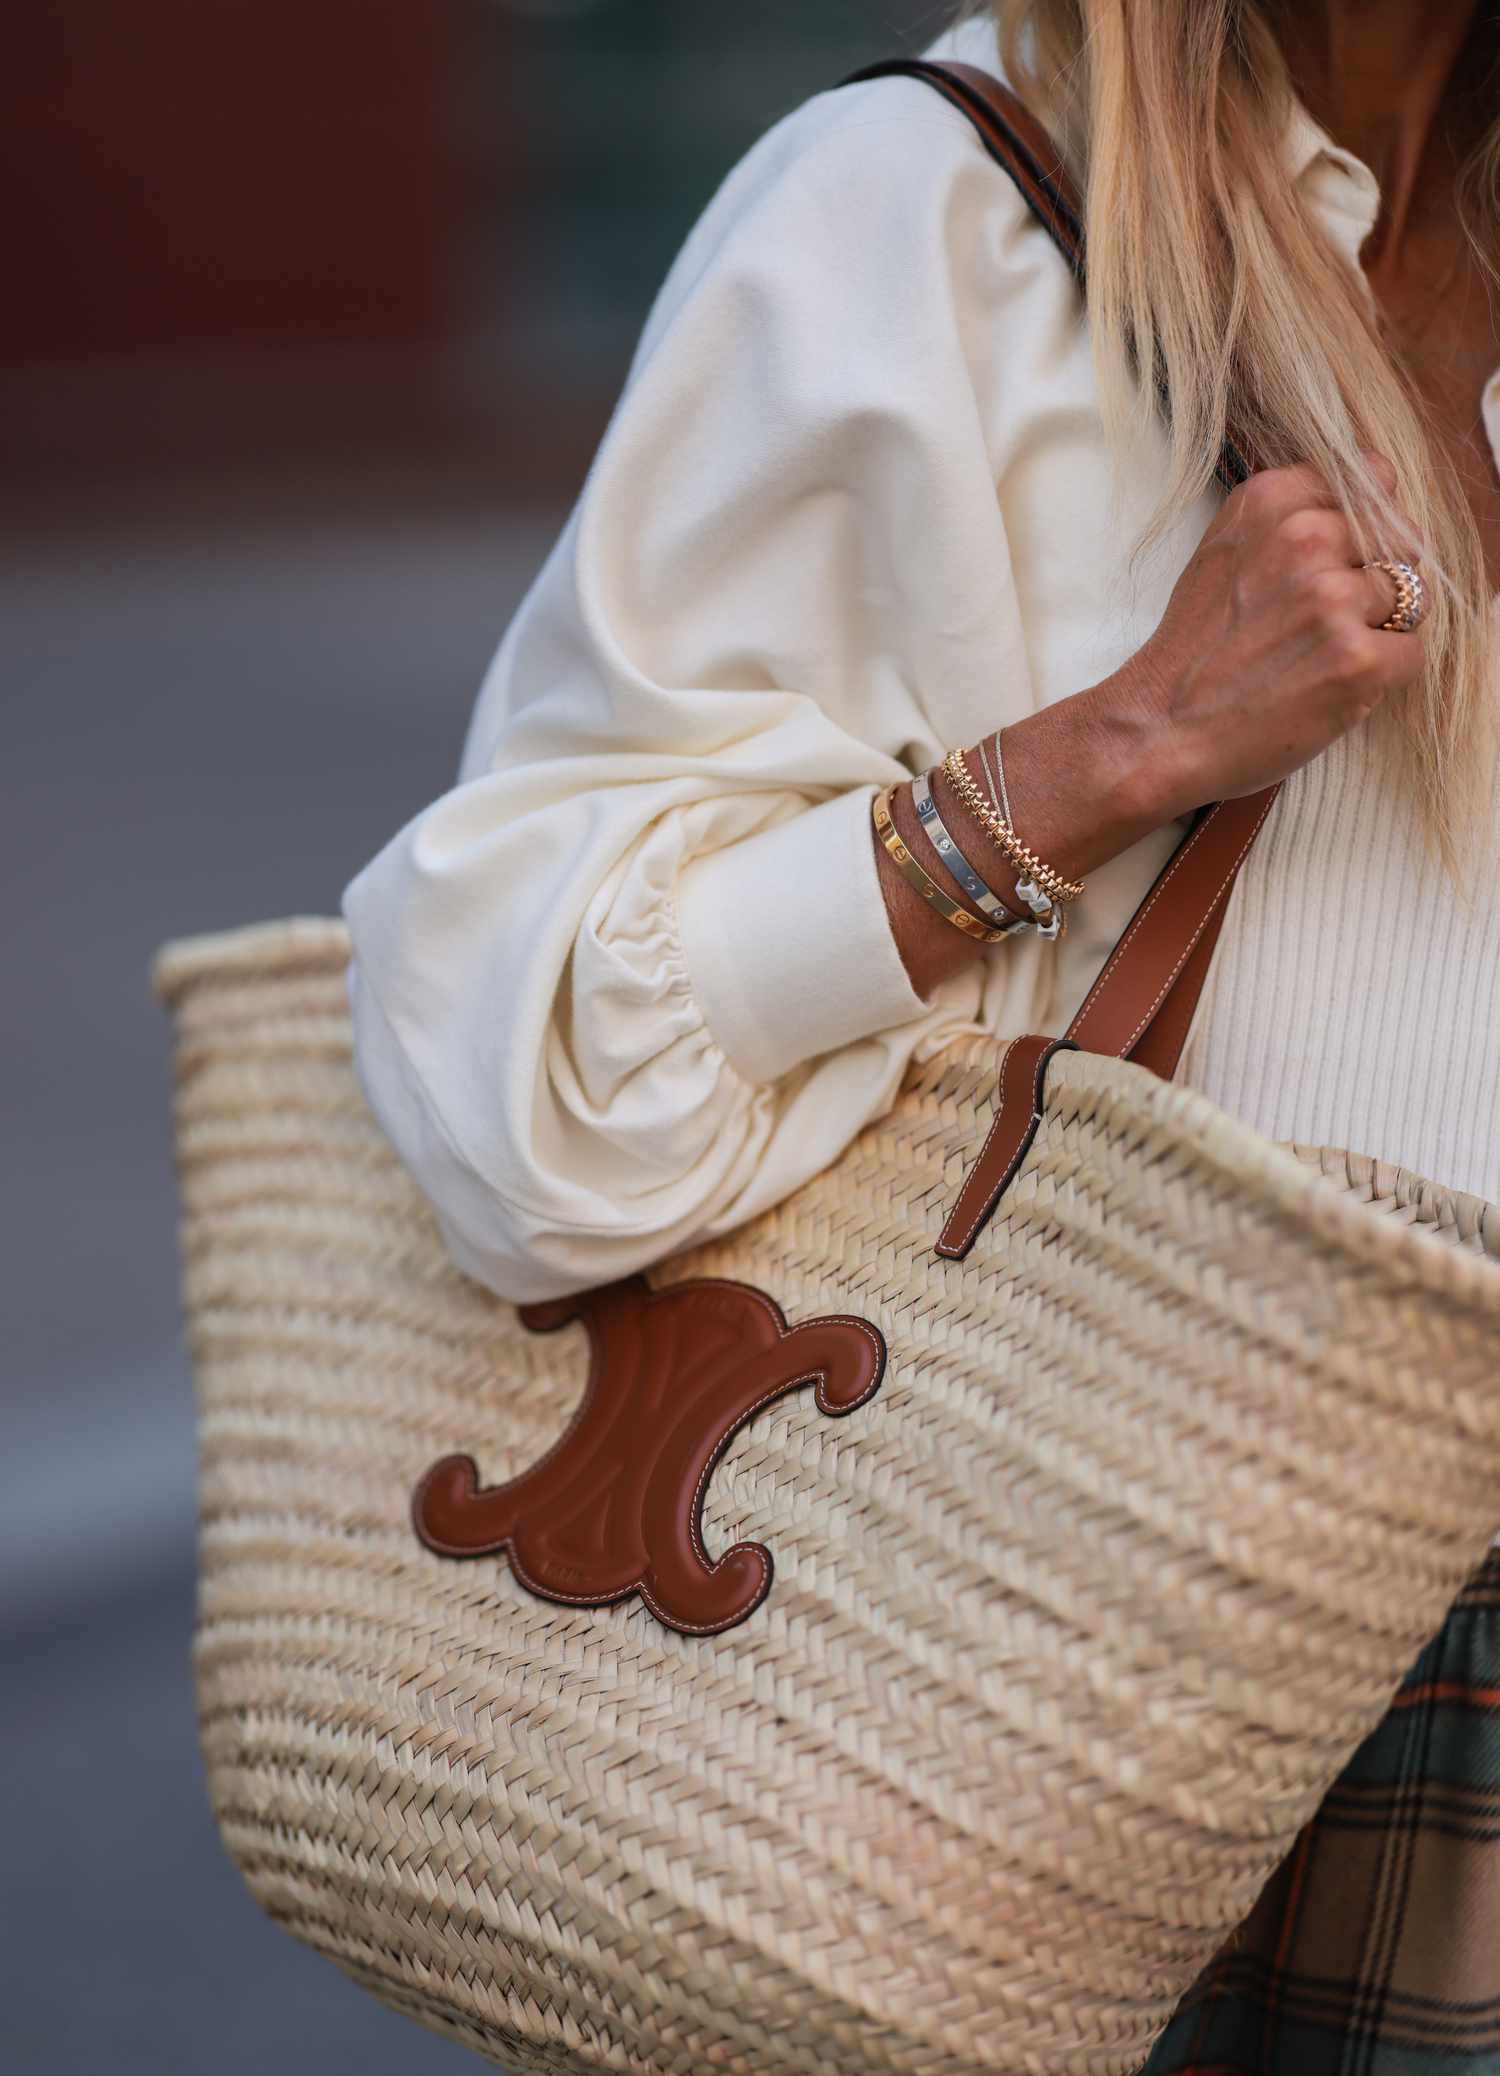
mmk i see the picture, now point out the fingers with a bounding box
[1230,450,1422,569]
[1234,450,1401,519]
[1234,462,1348,524]
[1360,447,1399,495]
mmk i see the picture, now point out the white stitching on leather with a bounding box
[1068,806,1222,1035]
[1069,793,1276,1055]
[1116,799,1277,1054]
[471,1284,885,1636]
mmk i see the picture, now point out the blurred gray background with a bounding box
[3,2,940,2070]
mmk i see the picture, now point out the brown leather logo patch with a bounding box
[412,1275,886,1636]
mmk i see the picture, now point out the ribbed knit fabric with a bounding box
[1179,609,1500,1207]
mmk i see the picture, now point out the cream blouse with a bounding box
[341,13,1500,1304]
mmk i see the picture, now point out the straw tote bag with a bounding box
[154,59,1500,2076]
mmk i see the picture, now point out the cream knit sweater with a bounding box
[341,15,1500,1304]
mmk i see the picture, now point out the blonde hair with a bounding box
[974,0,1500,875]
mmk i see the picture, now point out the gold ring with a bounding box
[1366,558,1427,634]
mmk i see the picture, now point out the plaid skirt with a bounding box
[1142,1549,1500,2075]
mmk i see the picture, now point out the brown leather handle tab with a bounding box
[934,791,1279,1259]
[933,790,1278,1260]
[935,1035,1076,1260]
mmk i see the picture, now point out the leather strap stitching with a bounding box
[1066,789,1277,1057]
[1115,799,1278,1056]
[1067,807,1226,1039]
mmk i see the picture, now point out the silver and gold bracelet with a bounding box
[870,789,1015,945]
[911,770,1030,936]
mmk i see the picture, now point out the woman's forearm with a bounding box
[877,663,1173,999]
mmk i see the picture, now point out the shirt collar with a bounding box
[1280,92,1383,296]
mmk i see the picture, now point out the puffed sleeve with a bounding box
[340,74,1040,1302]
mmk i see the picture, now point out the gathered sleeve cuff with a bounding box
[674,783,926,1087]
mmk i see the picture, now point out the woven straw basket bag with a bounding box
[155,61,1500,2076]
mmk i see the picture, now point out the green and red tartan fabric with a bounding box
[1143,1549,1500,2075]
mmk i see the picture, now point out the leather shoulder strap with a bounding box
[842,56,1261,495]
[844,57,1086,279]
[839,58,1281,1258]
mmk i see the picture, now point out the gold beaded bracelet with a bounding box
[941,750,1086,906]
[871,788,1014,944]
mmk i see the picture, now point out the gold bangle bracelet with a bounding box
[941,750,1086,905]
[871,788,1013,944]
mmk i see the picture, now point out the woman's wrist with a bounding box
[873,660,1188,999]
[993,665,1189,883]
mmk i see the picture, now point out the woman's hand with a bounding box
[881,452,1428,997]
[1098,450,1427,821]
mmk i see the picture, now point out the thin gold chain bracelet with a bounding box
[941,750,1086,906]
[871,788,1014,944]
